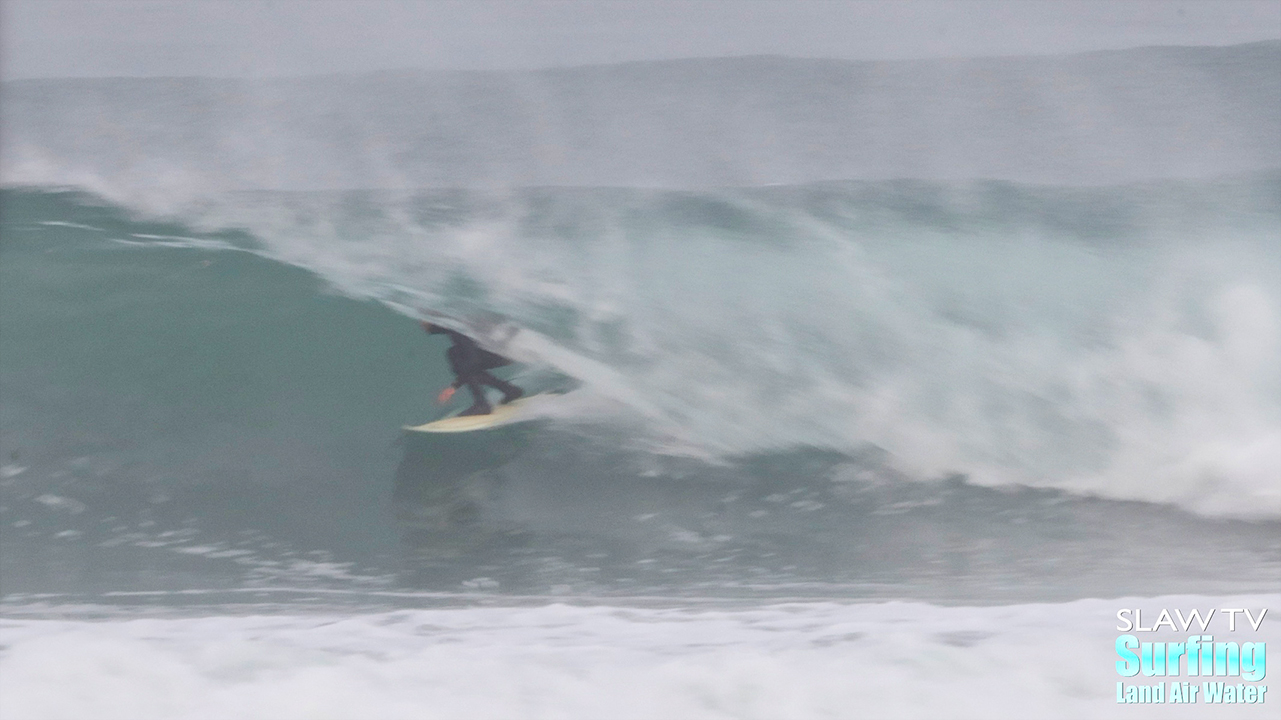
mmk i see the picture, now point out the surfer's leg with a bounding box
[457,376,493,416]
[478,372,523,404]
[445,344,468,377]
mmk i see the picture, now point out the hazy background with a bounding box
[3,0,1279,80]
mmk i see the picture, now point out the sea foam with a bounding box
[2,594,1277,720]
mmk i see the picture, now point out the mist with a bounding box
[3,0,1279,79]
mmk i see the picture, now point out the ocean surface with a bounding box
[2,42,1279,719]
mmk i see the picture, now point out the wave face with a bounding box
[2,45,1279,602]
[3,178,1278,601]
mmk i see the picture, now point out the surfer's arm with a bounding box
[437,373,468,402]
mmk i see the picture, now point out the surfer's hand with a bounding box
[437,386,456,404]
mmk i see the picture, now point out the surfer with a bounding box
[421,322,524,416]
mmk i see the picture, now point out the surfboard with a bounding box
[403,395,546,433]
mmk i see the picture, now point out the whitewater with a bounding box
[2,42,1279,719]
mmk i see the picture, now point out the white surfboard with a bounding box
[403,395,547,433]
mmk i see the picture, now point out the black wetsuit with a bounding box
[427,326,523,416]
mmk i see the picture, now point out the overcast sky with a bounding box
[3,0,1279,79]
